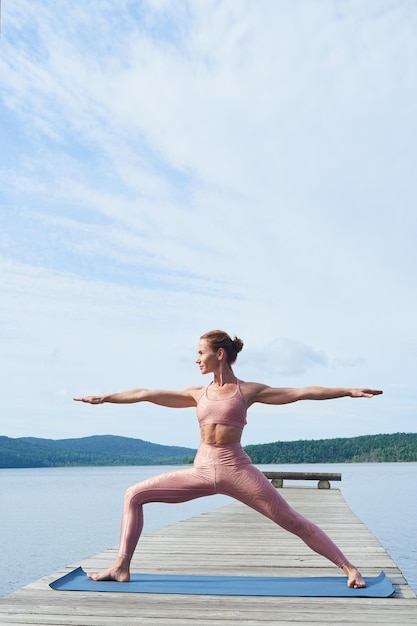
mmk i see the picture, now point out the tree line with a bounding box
[244,432,417,464]
[0,435,196,468]
[1,432,416,468]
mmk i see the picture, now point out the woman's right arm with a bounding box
[73,387,201,408]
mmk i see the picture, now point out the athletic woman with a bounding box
[74,330,382,588]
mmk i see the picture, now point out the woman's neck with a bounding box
[212,367,235,387]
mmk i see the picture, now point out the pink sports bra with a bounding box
[196,380,247,430]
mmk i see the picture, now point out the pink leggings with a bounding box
[118,442,347,568]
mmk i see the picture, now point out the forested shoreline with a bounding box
[244,432,417,464]
[1,432,416,468]
[0,435,196,468]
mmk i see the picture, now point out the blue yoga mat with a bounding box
[50,567,394,597]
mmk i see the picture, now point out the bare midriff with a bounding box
[200,424,243,445]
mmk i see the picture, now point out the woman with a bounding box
[74,330,382,588]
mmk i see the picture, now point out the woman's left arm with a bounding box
[246,384,383,406]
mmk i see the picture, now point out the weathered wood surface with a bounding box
[0,487,416,625]
[262,471,341,489]
[262,471,342,481]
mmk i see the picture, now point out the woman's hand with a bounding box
[73,396,105,404]
[348,388,383,398]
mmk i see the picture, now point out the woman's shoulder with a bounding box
[239,380,269,391]
[238,381,270,403]
[182,385,206,402]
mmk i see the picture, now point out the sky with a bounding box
[1,0,416,448]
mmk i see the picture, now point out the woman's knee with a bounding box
[124,483,145,508]
[276,509,317,538]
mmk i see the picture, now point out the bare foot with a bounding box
[87,558,131,583]
[342,563,366,588]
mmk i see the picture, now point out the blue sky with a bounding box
[1,0,416,448]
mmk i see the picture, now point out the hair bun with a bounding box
[232,336,244,354]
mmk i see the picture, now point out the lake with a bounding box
[1,462,416,597]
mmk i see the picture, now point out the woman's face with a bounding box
[195,339,220,375]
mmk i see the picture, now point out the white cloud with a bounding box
[0,0,416,445]
[239,338,328,378]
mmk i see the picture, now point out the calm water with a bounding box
[1,462,416,597]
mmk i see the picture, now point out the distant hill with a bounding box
[0,435,197,468]
[244,432,417,464]
[1,432,416,469]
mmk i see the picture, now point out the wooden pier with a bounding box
[0,486,416,625]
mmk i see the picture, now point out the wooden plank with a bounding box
[262,471,342,480]
[262,471,341,488]
[0,487,416,625]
